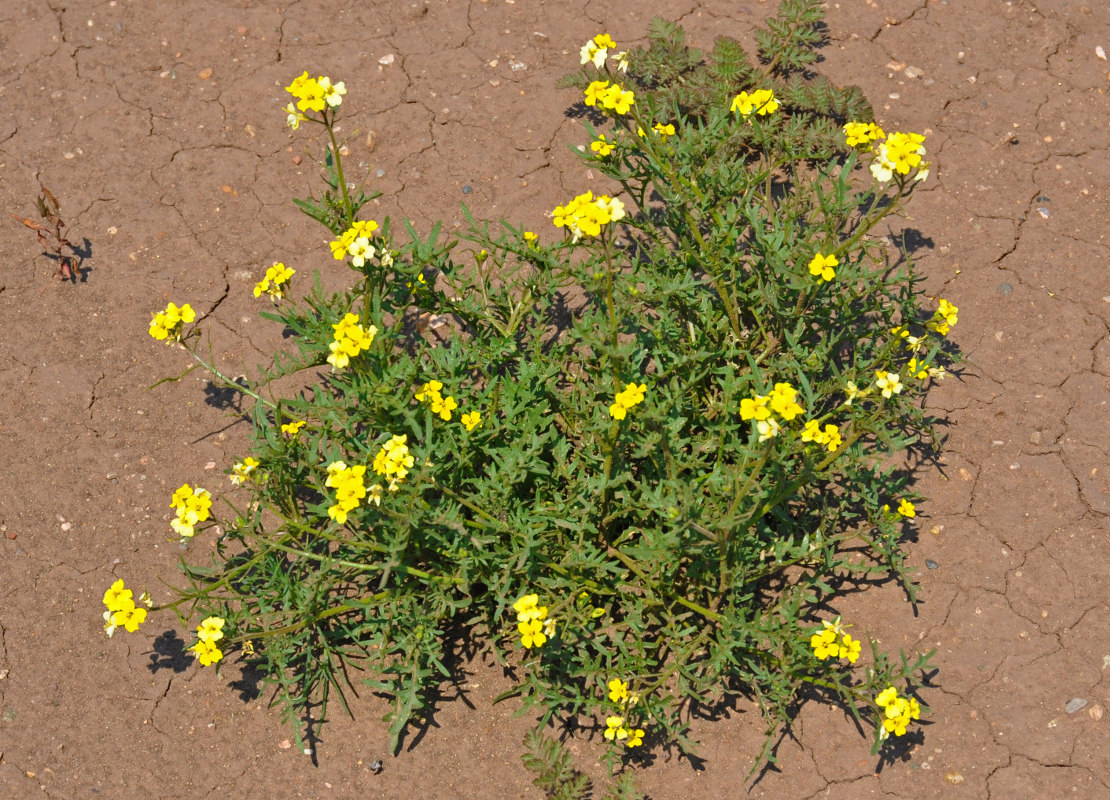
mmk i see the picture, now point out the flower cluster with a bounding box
[739,382,805,442]
[170,484,212,540]
[415,380,458,421]
[583,80,635,115]
[372,434,414,491]
[326,312,377,370]
[842,121,885,148]
[325,461,371,524]
[148,302,195,343]
[875,686,921,738]
[808,253,838,282]
[930,298,958,335]
[190,616,225,667]
[603,715,645,747]
[809,618,861,663]
[870,131,928,183]
[730,88,779,116]
[102,579,150,638]
[512,593,553,649]
[330,219,380,264]
[800,420,843,452]
[609,381,646,421]
[580,33,617,69]
[229,457,260,485]
[284,71,345,127]
[253,262,295,300]
[553,191,625,241]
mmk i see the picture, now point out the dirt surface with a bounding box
[1,0,1108,797]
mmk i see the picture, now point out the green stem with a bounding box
[325,114,354,228]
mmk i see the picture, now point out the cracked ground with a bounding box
[1,0,1108,797]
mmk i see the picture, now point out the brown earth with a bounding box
[1,0,1108,798]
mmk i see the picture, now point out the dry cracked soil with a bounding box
[0,0,1108,798]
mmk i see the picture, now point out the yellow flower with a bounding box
[740,395,771,421]
[103,579,133,612]
[286,71,326,113]
[518,618,547,649]
[281,419,306,438]
[808,253,838,282]
[523,231,538,246]
[624,728,645,747]
[602,84,635,115]
[897,498,916,518]
[604,716,627,741]
[229,456,259,486]
[731,89,779,116]
[768,382,804,421]
[843,121,885,148]
[330,228,358,260]
[756,417,781,442]
[931,298,958,335]
[372,435,415,486]
[112,604,147,633]
[870,131,926,183]
[191,638,223,667]
[590,135,615,157]
[513,593,540,616]
[169,484,212,540]
[327,313,378,370]
[610,381,646,420]
[253,262,295,300]
[875,686,899,708]
[608,678,629,703]
[317,76,346,108]
[284,102,306,130]
[593,33,616,49]
[584,80,610,107]
[875,370,904,399]
[196,616,226,644]
[810,627,839,660]
[461,411,482,431]
[653,122,676,138]
[326,461,368,524]
[148,302,196,343]
[840,633,862,663]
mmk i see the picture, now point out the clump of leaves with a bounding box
[11,182,80,281]
[160,3,950,778]
[522,730,644,800]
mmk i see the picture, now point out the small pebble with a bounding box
[376,169,385,178]
[904,65,924,78]
[1036,195,1050,203]
[198,68,213,80]
[378,54,395,66]
[462,184,472,194]
[1089,704,1103,721]
[925,559,939,570]
[1066,697,1088,714]
[1036,207,1050,219]
[1097,45,1106,61]
[998,283,1013,295]
[369,759,384,774]
[291,156,302,165]
[944,772,965,785]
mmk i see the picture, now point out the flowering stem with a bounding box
[183,340,274,410]
[325,114,354,229]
